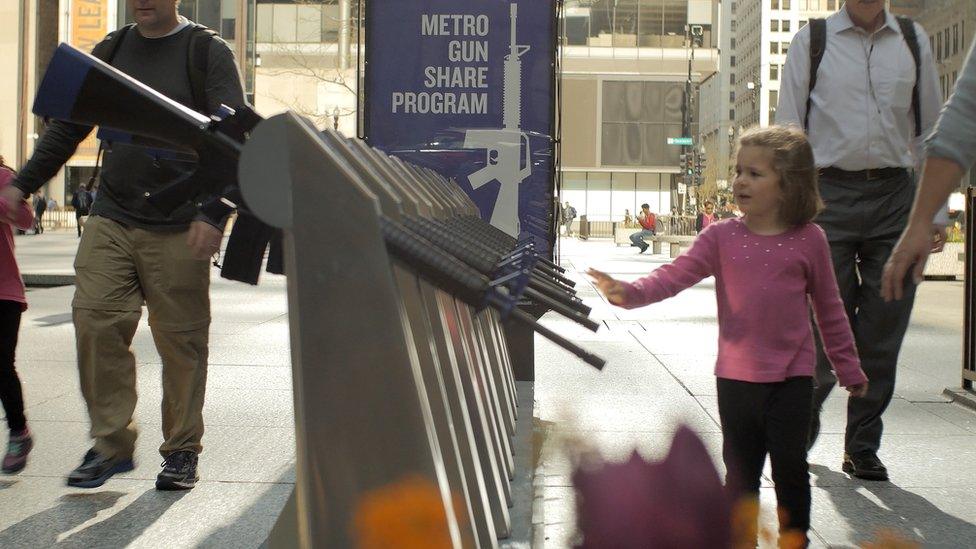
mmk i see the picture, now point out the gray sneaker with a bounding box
[156,450,199,491]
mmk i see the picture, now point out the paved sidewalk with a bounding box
[2,230,293,547]
[536,237,975,548]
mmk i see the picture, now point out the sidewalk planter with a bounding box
[923,242,965,279]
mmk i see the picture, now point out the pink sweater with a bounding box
[620,218,866,387]
[0,168,35,310]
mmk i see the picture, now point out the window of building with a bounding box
[731,72,736,85]
[771,20,779,32]
[782,0,790,8]
[781,43,789,55]
[601,81,685,167]
[730,109,736,121]
[827,0,837,9]
[954,24,960,55]
[771,0,779,9]
[771,42,778,54]
[770,64,779,80]
[731,37,736,49]
[938,32,943,62]
[799,19,807,29]
[769,90,779,122]
[731,55,736,67]
[782,20,791,33]
[730,91,736,102]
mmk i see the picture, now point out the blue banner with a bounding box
[365,0,556,253]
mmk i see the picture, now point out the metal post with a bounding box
[965,187,975,391]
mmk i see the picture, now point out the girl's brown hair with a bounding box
[736,125,823,226]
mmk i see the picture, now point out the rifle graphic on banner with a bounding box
[464,3,531,237]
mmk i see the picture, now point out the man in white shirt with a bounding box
[777,0,944,482]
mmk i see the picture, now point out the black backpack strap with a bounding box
[90,23,134,63]
[805,18,827,132]
[896,16,922,137]
[187,24,218,114]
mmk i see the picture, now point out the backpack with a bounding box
[806,16,922,136]
[90,23,217,113]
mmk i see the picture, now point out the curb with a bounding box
[943,387,976,412]
[23,273,76,287]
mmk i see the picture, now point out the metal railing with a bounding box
[35,210,79,230]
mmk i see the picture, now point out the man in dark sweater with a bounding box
[0,0,245,490]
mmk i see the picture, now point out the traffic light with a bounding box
[679,153,692,176]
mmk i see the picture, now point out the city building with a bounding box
[891,0,976,188]
[733,0,838,133]
[697,0,734,202]
[560,0,721,220]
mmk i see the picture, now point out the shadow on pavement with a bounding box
[0,489,186,547]
[200,468,295,547]
[811,464,976,547]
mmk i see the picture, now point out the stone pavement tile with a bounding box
[24,383,294,429]
[806,433,975,489]
[0,476,291,548]
[535,392,718,435]
[817,397,968,436]
[648,353,719,396]
[808,474,976,548]
[629,320,720,355]
[913,402,976,434]
[3,420,294,484]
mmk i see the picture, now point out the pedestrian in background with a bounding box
[695,200,717,233]
[32,193,46,235]
[563,201,577,237]
[0,155,35,473]
[883,38,976,299]
[0,0,245,490]
[71,183,92,238]
[628,203,656,253]
[589,127,868,546]
[777,0,942,481]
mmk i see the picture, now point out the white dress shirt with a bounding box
[776,9,941,172]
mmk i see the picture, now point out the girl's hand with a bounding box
[846,382,868,398]
[587,268,628,305]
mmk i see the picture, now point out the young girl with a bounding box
[0,155,34,473]
[589,126,868,546]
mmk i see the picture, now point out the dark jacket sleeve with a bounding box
[13,121,93,196]
[205,37,247,113]
[193,36,247,228]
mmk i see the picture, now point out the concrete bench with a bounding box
[613,227,696,258]
[651,235,697,258]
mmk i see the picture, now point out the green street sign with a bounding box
[667,137,694,146]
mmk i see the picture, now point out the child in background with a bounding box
[0,155,35,473]
[588,126,868,546]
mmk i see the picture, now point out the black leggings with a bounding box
[0,300,26,432]
[717,376,813,534]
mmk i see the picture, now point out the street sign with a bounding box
[667,137,693,146]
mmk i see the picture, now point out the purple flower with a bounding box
[573,426,732,548]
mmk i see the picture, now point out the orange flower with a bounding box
[353,475,457,549]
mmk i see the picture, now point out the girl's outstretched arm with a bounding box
[587,268,629,305]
